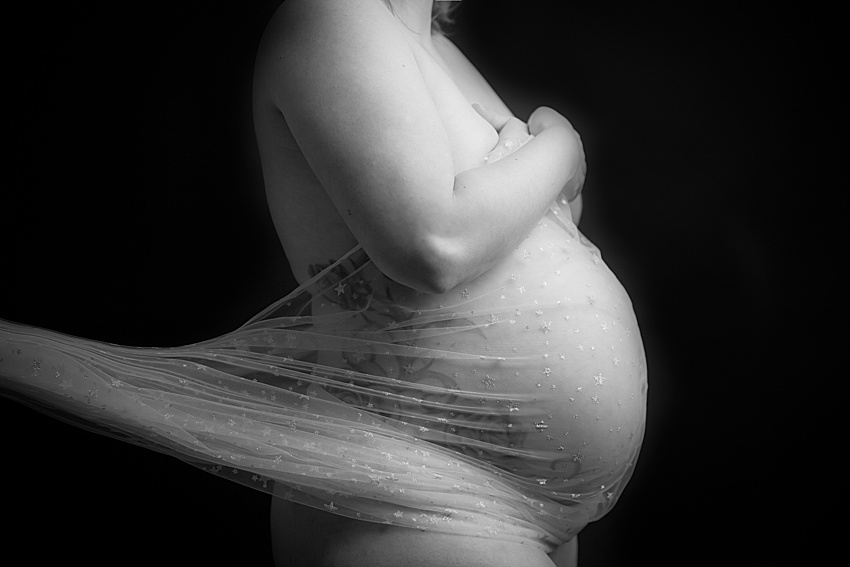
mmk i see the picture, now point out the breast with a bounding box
[439,101,499,174]
[410,43,499,174]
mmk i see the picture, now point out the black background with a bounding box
[1,1,823,565]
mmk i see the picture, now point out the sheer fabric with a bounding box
[0,200,646,552]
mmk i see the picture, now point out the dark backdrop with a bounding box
[1,2,820,565]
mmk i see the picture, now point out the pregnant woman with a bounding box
[0,2,646,566]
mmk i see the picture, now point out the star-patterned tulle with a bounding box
[0,200,646,552]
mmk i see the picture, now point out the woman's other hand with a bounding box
[472,103,533,164]
[475,103,585,224]
[528,106,586,204]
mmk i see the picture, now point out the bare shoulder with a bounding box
[255,0,411,103]
[253,0,457,292]
[253,0,443,159]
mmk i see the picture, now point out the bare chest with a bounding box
[409,38,502,173]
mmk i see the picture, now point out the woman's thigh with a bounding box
[270,497,559,567]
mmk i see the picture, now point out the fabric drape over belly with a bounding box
[0,202,646,552]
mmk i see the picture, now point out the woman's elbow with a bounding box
[378,236,465,295]
[422,233,481,294]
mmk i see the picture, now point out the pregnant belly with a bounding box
[314,205,647,488]
[430,212,644,485]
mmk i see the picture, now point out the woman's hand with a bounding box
[528,106,586,204]
[472,103,533,164]
[475,104,586,204]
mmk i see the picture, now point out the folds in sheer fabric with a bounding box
[0,203,646,552]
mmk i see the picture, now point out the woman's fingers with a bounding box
[528,106,586,201]
[528,105,571,136]
[478,103,587,203]
[472,102,511,130]
[485,118,533,163]
[474,103,533,164]
[559,144,586,203]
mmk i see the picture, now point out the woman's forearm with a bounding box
[425,124,580,291]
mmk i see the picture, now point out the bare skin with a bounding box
[253,0,585,565]
[269,486,576,567]
[253,0,583,291]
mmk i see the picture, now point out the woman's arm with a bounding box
[474,103,585,226]
[442,106,583,290]
[265,0,583,293]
